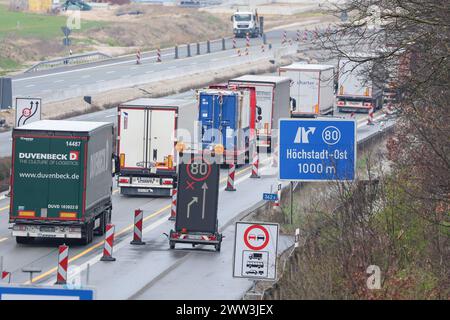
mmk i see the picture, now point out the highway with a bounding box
[0,18,396,300]
[0,110,394,299]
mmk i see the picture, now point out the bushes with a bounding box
[0,157,11,192]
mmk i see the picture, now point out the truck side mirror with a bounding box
[256,106,262,115]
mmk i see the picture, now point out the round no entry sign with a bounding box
[243,224,269,251]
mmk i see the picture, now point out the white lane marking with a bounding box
[25,84,35,88]
[106,71,116,74]
[81,75,90,79]
[211,58,220,62]
[105,115,115,118]
[53,79,64,83]
[96,80,105,83]
[145,70,154,74]
[0,238,8,243]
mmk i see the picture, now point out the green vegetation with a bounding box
[0,4,105,39]
[0,56,20,69]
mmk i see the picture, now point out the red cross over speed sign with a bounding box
[243,224,270,251]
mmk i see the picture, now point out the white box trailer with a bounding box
[117,98,198,196]
[279,63,335,117]
[228,75,290,153]
[337,57,383,113]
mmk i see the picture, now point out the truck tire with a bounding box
[215,243,221,252]
[169,241,175,250]
[16,236,34,244]
[95,211,107,236]
[82,222,94,245]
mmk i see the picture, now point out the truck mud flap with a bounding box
[120,186,171,197]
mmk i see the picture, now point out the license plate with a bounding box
[138,188,153,193]
[40,226,55,232]
[348,101,362,106]
[188,235,203,240]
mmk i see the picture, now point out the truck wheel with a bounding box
[82,222,94,245]
[215,243,221,252]
[16,236,34,244]
[95,212,107,236]
[169,241,175,250]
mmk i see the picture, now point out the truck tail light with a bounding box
[18,211,35,218]
[162,178,173,185]
[119,153,125,168]
[337,100,345,106]
[59,212,77,219]
[209,235,217,241]
[181,228,187,234]
[171,232,180,239]
[119,177,130,184]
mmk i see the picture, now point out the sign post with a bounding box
[233,222,279,280]
[15,98,42,128]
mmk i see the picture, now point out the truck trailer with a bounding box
[117,98,198,196]
[197,89,251,164]
[229,75,291,153]
[9,120,114,245]
[336,57,383,113]
[279,63,335,117]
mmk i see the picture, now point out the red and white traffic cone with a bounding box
[225,164,236,191]
[367,106,374,125]
[55,244,69,285]
[136,49,141,65]
[156,48,161,63]
[245,33,250,55]
[101,224,116,262]
[130,209,145,245]
[303,29,308,41]
[237,49,242,56]
[1,271,11,283]
[282,31,287,45]
[169,188,177,221]
[261,44,265,52]
[288,39,292,46]
[296,29,300,42]
[245,47,249,56]
[250,147,260,179]
[232,37,236,49]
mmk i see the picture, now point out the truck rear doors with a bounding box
[11,135,86,221]
[119,107,176,170]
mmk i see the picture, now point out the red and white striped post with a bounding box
[169,188,177,221]
[1,271,11,283]
[130,209,145,245]
[288,38,292,46]
[237,48,242,56]
[245,33,250,55]
[232,37,236,49]
[261,44,265,52]
[273,183,281,208]
[136,49,141,65]
[282,30,287,45]
[250,143,260,179]
[225,163,236,191]
[296,29,300,42]
[303,29,308,41]
[367,106,375,125]
[55,244,69,285]
[101,224,116,262]
[156,48,161,63]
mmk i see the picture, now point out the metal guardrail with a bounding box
[25,52,112,73]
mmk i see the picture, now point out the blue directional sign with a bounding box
[278,118,356,181]
[0,285,94,300]
[263,193,278,202]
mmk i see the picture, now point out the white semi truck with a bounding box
[116,98,198,196]
[279,63,335,117]
[231,10,262,38]
[336,57,384,113]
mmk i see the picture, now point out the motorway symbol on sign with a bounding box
[15,98,42,128]
[233,222,279,280]
[278,118,356,181]
[175,155,220,234]
[263,193,278,202]
[0,285,94,300]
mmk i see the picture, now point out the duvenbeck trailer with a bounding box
[9,120,114,245]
